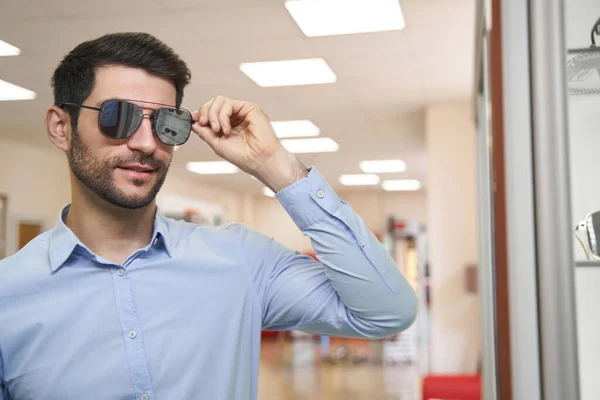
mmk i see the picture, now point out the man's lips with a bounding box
[117,164,156,180]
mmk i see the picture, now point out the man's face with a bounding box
[68,66,176,209]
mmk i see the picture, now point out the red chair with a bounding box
[422,375,481,400]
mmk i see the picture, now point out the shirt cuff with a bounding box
[276,167,342,230]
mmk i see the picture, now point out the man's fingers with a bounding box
[207,96,226,133]
[219,101,233,135]
[192,123,219,148]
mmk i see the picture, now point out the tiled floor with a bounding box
[258,338,420,400]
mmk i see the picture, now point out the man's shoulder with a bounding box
[164,217,248,242]
[0,231,54,293]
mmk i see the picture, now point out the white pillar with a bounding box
[426,100,480,374]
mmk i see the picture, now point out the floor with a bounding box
[257,337,420,400]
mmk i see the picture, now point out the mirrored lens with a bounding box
[153,108,192,146]
[99,100,143,139]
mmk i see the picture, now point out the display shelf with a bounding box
[576,261,600,267]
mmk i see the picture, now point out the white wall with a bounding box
[426,100,480,374]
[250,190,428,252]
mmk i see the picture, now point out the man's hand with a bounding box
[192,96,308,192]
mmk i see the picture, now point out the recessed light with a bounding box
[186,161,239,175]
[285,0,406,37]
[0,40,21,56]
[382,179,421,191]
[280,137,339,154]
[263,187,276,197]
[0,79,36,101]
[339,174,381,186]
[271,120,321,138]
[360,159,407,173]
[240,58,337,87]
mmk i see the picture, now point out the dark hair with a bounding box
[51,32,191,128]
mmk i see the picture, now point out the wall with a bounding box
[0,138,71,255]
[426,100,480,374]
[249,190,427,252]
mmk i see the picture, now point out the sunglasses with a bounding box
[60,99,193,146]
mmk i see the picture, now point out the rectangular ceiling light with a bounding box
[186,161,239,175]
[285,0,406,37]
[0,40,21,56]
[382,179,422,191]
[0,79,36,101]
[360,159,407,173]
[271,120,321,138]
[240,58,337,87]
[280,137,339,154]
[339,174,381,186]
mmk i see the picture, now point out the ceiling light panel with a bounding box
[0,79,36,101]
[271,120,321,138]
[339,174,381,186]
[360,159,407,173]
[285,0,406,37]
[280,137,339,154]
[240,58,337,87]
[186,161,239,175]
[0,40,21,56]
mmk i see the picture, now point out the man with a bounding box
[0,33,417,400]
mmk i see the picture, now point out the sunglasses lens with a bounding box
[153,108,192,146]
[99,100,142,139]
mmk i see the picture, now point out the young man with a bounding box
[0,33,417,400]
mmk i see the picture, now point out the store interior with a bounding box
[0,0,483,399]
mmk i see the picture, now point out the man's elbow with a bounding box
[351,288,419,339]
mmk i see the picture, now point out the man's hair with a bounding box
[51,32,191,128]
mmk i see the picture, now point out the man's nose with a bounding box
[127,114,157,155]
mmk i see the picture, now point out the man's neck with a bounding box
[66,187,156,265]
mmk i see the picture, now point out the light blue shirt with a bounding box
[0,167,417,400]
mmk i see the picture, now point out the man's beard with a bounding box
[68,129,169,210]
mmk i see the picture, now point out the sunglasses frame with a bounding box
[60,98,194,146]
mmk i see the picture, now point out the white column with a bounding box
[426,100,480,374]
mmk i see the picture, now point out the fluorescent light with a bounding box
[0,40,21,56]
[382,179,422,191]
[186,161,239,175]
[240,58,337,87]
[360,159,407,173]
[272,120,321,138]
[339,174,381,186]
[0,79,36,101]
[285,0,406,37]
[263,187,276,197]
[280,137,339,154]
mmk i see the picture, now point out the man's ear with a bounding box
[45,106,71,152]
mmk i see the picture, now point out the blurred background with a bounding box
[2,0,600,399]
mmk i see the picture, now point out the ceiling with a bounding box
[0,0,476,194]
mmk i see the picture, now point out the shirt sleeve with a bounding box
[240,167,418,339]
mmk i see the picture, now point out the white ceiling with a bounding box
[0,0,475,194]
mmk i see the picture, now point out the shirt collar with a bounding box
[49,204,173,272]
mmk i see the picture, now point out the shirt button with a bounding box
[128,330,137,339]
[316,189,325,199]
[153,237,158,246]
[141,394,149,400]
[117,268,126,276]
[359,240,366,248]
